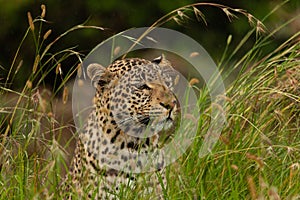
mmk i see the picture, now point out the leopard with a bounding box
[62,55,180,199]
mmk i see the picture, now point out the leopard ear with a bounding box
[87,63,111,88]
[152,55,163,64]
[152,54,172,68]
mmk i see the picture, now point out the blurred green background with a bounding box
[0,0,299,88]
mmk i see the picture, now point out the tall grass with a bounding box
[0,2,299,200]
[0,5,104,199]
[167,39,299,199]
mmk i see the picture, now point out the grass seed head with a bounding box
[246,153,264,169]
[268,187,280,200]
[63,86,69,104]
[32,54,40,73]
[77,63,82,78]
[173,17,182,25]
[256,21,266,35]
[189,78,200,86]
[231,164,239,171]
[227,34,232,45]
[222,8,237,22]
[41,4,46,18]
[114,46,121,56]
[27,12,35,31]
[193,6,206,25]
[43,29,52,40]
[15,60,23,74]
[56,63,62,75]
[26,80,32,89]
[189,52,200,58]
[247,176,257,200]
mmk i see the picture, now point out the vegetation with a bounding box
[0,2,299,199]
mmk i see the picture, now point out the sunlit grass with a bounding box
[0,2,299,200]
[166,40,299,199]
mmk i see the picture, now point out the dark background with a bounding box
[0,0,299,88]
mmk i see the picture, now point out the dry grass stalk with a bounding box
[27,12,35,31]
[227,35,232,45]
[246,13,256,27]
[177,10,189,20]
[32,54,40,73]
[41,4,46,18]
[289,163,300,188]
[256,21,266,34]
[222,8,237,22]
[192,6,206,25]
[246,153,264,169]
[219,135,230,145]
[63,86,69,104]
[268,187,280,200]
[43,29,52,40]
[247,176,257,200]
[231,164,238,171]
[26,80,32,89]
[113,46,121,56]
[189,52,200,58]
[77,63,82,78]
[15,59,23,74]
[189,78,200,86]
[173,17,182,25]
[56,63,62,75]
[174,74,180,85]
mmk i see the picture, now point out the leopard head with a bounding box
[87,55,180,139]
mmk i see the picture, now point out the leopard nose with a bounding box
[159,102,171,110]
[159,100,177,110]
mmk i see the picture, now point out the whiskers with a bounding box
[115,113,135,126]
[137,115,150,126]
[114,111,165,127]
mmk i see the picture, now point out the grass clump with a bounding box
[0,5,104,199]
[165,36,299,200]
[158,3,299,199]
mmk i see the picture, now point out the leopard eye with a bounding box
[138,84,151,90]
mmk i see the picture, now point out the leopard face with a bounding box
[107,58,179,138]
[87,55,180,140]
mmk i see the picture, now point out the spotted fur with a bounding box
[62,55,180,199]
